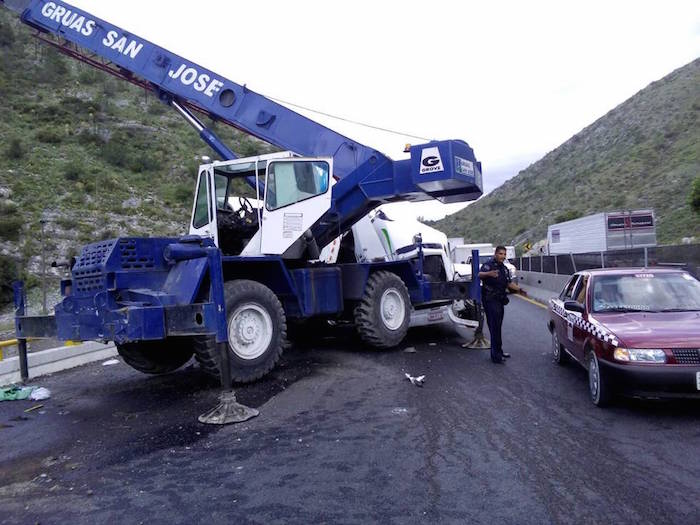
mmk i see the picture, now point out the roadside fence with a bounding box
[514,244,700,277]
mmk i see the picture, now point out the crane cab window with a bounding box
[215,174,230,210]
[211,165,263,256]
[265,161,329,211]
[192,172,210,229]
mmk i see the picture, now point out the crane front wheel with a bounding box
[354,271,411,348]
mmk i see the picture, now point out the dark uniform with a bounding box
[480,257,511,363]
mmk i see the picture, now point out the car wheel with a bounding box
[552,330,566,365]
[588,352,612,407]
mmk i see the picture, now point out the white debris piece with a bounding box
[404,373,425,387]
[29,387,51,401]
[102,359,120,366]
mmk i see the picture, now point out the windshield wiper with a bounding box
[657,308,700,312]
[596,307,653,313]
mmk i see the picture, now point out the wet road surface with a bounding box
[1,296,698,524]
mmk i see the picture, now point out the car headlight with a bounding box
[613,348,666,363]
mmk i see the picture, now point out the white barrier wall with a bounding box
[514,271,570,305]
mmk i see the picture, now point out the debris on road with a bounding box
[403,347,417,353]
[1,385,34,401]
[24,404,44,413]
[404,373,425,387]
[30,387,51,401]
[1,385,51,401]
[102,359,120,366]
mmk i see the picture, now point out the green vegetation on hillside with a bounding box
[0,9,275,303]
[691,176,700,214]
[433,59,700,248]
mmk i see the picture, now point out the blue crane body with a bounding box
[5,0,484,383]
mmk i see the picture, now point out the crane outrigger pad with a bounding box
[198,391,259,425]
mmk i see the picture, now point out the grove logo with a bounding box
[419,147,444,174]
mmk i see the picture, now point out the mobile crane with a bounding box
[5,0,484,384]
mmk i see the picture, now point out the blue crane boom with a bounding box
[2,0,383,178]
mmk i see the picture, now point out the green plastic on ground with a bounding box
[0,385,35,401]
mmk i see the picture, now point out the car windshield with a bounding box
[592,272,700,313]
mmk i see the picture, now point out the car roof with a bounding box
[577,267,690,277]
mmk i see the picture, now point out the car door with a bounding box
[570,274,590,361]
[555,274,580,355]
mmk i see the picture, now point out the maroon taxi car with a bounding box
[547,268,700,406]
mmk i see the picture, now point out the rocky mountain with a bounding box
[0,9,274,304]
[433,59,700,250]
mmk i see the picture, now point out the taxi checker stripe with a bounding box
[550,300,619,347]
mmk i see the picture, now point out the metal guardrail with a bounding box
[0,338,35,361]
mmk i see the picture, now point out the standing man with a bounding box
[479,245,526,364]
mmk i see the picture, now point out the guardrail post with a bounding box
[570,252,577,273]
[644,247,648,267]
[554,255,558,275]
[601,251,605,268]
[528,256,531,272]
[12,281,29,383]
[40,219,47,315]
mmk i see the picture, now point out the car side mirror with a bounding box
[564,300,585,314]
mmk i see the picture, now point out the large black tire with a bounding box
[193,280,286,384]
[588,351,612,407]
[354,271,411,348]
[116,337,194,375]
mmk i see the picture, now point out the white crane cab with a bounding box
[189,152,333,257]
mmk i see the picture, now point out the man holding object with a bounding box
[478,245,527,364]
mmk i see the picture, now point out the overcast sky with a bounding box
[71,0,700,220]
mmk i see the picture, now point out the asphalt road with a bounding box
[1,296,698,524]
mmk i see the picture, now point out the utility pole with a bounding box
[40,218,47,314]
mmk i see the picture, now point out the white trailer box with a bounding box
[447,237,464,251]
[547,210,656,255]
[451,243,493,264]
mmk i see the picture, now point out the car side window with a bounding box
[575,275,589,306]
[560,275,579,300]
